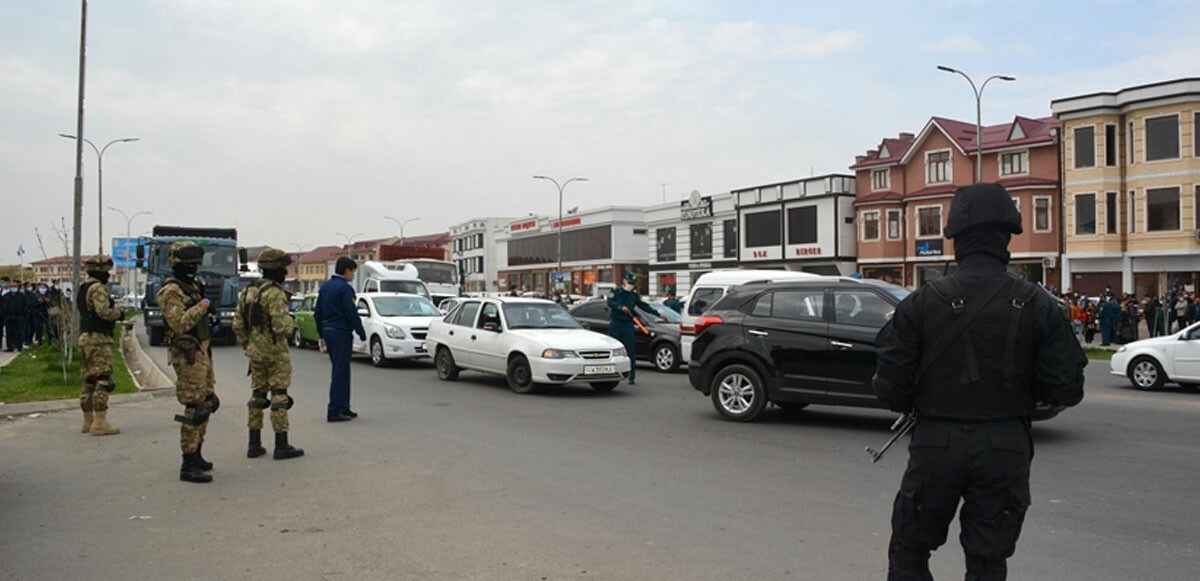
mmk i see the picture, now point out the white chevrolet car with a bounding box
[351,293,443,366]
[425,297,632,393]
[1110,321,1200,391]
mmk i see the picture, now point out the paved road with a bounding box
[1,335,1198,580]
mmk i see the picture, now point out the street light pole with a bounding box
[383,216,421,246]
[533,175,588,291]
[334,231,364,254]
[936,66,1015,183]
[107,206,151,302]
[60,133,140,252]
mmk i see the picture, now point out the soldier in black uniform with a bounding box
[873,183,1086,581]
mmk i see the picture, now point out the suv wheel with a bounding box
[711,363,767,422]
[653,343,680,373]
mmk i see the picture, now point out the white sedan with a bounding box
[425,297,632,393]
[1110,322,1200,390]
[351,293,443,366]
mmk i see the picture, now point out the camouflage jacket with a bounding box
[79,275,123,344]
[234,280,293,361]
[157,277,211,351]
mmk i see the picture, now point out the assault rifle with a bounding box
[866,413,917,463]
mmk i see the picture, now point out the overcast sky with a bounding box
[2,0,1198,264]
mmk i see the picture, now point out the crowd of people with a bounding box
[1,277,70,352]
[1050,284,1197,346]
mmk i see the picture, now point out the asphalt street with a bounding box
[2,333,1198,580]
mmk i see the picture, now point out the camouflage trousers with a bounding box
[247,357,292,433]
[171,344,215,454]
[78,333,114,413]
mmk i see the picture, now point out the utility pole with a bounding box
[70,0,88,296]
[661,182,667,204]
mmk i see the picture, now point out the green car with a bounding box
[290,293,320,349]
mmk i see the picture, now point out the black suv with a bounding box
[568,300,684,372]
[688,277,911,421]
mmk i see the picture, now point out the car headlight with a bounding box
[541,349,578,359]
[613,347,627,358]
[385,324,406,339]
[1116,345,1126,353]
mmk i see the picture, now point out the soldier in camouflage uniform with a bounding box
[234,248,304,460]
[77,255,123,435]
[156,241,219,483]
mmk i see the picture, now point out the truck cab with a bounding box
[352,261,432,300]
[140,226,243,346]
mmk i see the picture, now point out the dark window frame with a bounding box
[1106,191,1119,234]
[787,205,819,245]
[1146,186,1181,232]
[690,222,713,260]
[1145,114,1180,162]
[723,219,738,258]
[744,210,782,248]
[1074,126,1096,169]
[1105,124,1118,167]
[1075,193,1096,235]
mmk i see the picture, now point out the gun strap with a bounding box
[916,271,1012,383]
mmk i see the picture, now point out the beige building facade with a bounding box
[1052,78,1200,297]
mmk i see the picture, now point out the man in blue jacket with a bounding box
[315,256,367,422]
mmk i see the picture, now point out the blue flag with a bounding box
[16,244,25,256]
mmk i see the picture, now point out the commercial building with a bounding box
[450,217,512,294]
[733,174,859,276]
[644,191,738,296]
[851,115,1062,287]
[1052,78,1200,297]
[495,207,649,297]
[296,245,343,294]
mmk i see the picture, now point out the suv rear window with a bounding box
[688,288,724,316]
[753,289,823,321]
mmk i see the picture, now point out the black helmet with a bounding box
[943,183,1023,239]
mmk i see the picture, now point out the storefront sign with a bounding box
[793,247,822,256]
[680,190,713,220]
[915,239,944,257]
[552,216,582,229]
[510,219,538,232]
[752,250,769,259]
[687,262,712,270]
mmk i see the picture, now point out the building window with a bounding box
[926,150,951,184]
[1145,115,1180,161]
[690,222,713,260]
[787,205,818,245]
[723,219,738,258]
[871,168,889,191]
[1195,112,1199,158]
[1146,187,1181,231]
[657,273,677,296]
[916,206,942,238]
[745,210,782,248]
[1074,126,1095,168]
[1000,151,1028,176]
[1075,193,1096,235]
[1129,190,1137,234]
[1105,124,1118,167]
[861,211,880,241]
[1033,197,1052,233]
[886,210,901,240]
[508,226,613,266]
[1127,121,1135,165]
[656,227,676,262]
[1106,192,1118,234]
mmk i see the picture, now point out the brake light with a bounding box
[683,315,724,336]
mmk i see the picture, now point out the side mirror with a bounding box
[357,308,369,317]
[483,321,501,332]
[136,244,145,260]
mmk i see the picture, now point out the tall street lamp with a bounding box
[383,216,421,245]
[107,206,151,303]
[335,232,364,258]
[59,134,140,253]
[936,66,1015,183]
[533,175,587,290]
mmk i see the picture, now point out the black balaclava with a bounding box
[88,271,111,284]
[173,264,199,281]
[262,268,287,284]
[953,227,1012,264]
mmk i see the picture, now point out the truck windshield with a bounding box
[149,243,238,277]
[410,261,458,284]
[379,280,430,298]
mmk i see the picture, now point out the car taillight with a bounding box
[683,315,723,336]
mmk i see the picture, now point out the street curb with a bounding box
[1,389,175,419]
[121,320,174,391]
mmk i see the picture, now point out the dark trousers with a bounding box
[30,314,46,345]
[888,419,1032,581]
[1100,320,1114,345]
[324,328,353,416]
[5,315,26,351]
[608,321,636,381]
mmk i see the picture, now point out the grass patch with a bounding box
[1082,347,1115,361]
[0,323,137,404]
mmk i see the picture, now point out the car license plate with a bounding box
[583,364,616,375]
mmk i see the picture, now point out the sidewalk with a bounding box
[0,350,18,368]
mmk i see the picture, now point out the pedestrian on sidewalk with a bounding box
[314,256,365,422]
[77,256,125,436]
[157,241,219,484]
[1144,295,1160,338]
[1098,296,1120,346]
[3,278,29,352]
[234,247,304,460]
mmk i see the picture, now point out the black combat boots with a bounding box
[273,432,304,460]
[247,429,267,458]
[180,453,213,483]
[195,443,214,471]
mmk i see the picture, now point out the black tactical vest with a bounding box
[77,280,116,335]
[162,277,210,344]
[914,273,1040,420]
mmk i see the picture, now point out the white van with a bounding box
[680,270,826,361]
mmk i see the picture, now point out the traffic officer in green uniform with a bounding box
[606,271,666,385]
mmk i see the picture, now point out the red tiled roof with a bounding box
[850,137,916,169]
[300,245,344,263]
[854,191,905,204]
[30,255,75,265]
[905,184,958,199]
[853,115,1059,170]
[344,236,399,251]
[997,176,1058,188]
